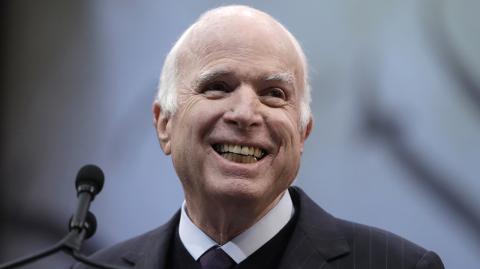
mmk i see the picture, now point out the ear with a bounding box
[300,116,313,153]
[153,102,172,155]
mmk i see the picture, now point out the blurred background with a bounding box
[1,0,479,268]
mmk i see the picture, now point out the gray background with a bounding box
[1,1,479,268]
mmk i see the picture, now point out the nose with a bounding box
[223,86,262,130]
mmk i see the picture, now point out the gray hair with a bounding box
[156,5,311,130]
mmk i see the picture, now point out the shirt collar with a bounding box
[178,191,294,264]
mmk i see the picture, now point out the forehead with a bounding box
[176,12,304,87]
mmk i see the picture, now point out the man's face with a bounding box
[155,15,311,209]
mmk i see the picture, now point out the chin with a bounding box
[208,179,278,205]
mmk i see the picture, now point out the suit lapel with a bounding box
[120,211,180,269]
[278,187,350,269]
[116,187,349,269]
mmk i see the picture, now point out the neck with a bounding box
[184,191,285,244]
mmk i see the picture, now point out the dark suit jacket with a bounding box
[74,187,444,269]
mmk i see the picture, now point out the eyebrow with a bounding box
[193,70,295,88]
[264,72,295,85]
[194,70,232,87]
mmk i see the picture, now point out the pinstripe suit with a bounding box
[74,187,444,269]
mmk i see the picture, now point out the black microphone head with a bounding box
[75,164,104,195]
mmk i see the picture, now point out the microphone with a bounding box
[70,164,104,234]
[0,164,127,269]
[69,210,98,240]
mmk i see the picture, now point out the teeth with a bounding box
[233,145,241,154]
[213,144,265,160]
[222,153,257,163]
[254,148,261,157]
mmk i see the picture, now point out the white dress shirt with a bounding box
[178,191,294,264]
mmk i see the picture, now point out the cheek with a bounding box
[172,97,227,150]
[267,110,303,150]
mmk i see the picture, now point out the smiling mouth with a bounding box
[212,144,267,163]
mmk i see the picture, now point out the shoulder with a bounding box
[334,218,444,268]
[70,232,148,269]
[72,211,179,269]
[289,186,444,268]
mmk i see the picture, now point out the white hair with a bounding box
[156,5,311,130]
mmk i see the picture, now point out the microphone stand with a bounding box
[0,165,127,269]
[0,213,125,269]
[0,214,125,269]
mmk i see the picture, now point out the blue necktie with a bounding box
[199,246,236,269]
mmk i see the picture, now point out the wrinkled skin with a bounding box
[153,8,312,244]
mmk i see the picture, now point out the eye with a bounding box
[265,87,286,100]
[261,87,288,107]
[200,81,232,99]
[204,81,231,92]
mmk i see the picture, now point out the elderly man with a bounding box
[77,5,444,269]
